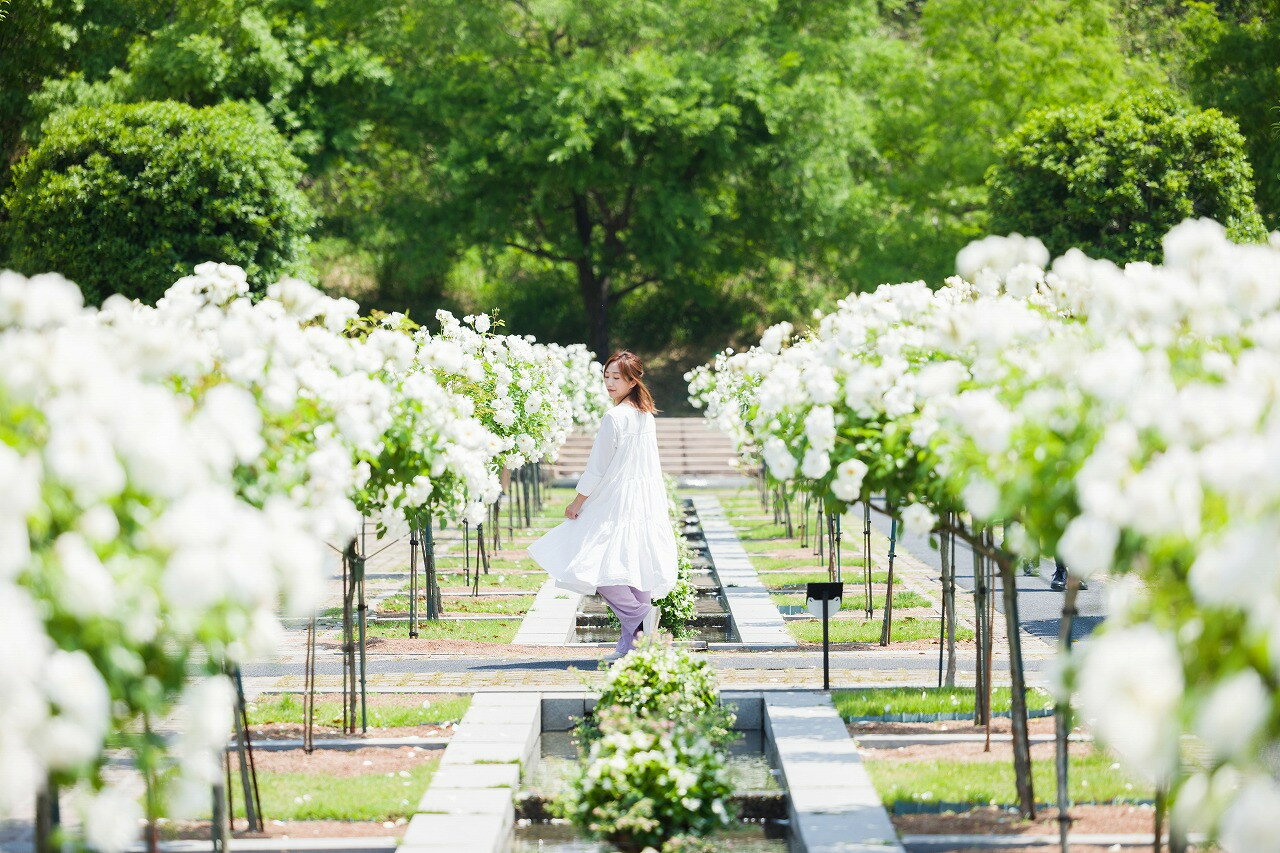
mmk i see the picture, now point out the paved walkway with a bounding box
[861,504,1107,646]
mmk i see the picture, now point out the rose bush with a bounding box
[687,218,1280,849]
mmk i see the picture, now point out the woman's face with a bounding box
[604,363,636,402]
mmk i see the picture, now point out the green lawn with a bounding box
[759,570,896,589]
[865,750,1150,809]
[787,616,971,644]
[750,555,867,571]
[833,687,1052,718]
[363,619,520,642]
[771,590,931,611]
[232,762,437,821]
[417,570,547,591]
[379,593,534,615]
[247,693,471,727]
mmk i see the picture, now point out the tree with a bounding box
[3,100,314,303]
[0,0,166,192]
[985,91,1266,262]
[1180,0,1280,227]
[401,0,881,357]
[851,0,1162,285]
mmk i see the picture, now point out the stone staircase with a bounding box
[549,416,753,479]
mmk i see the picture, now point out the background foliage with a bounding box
[986,92,1266,262]
[0,0,1275,408]
[3,100,313,304]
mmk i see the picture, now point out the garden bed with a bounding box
[246,692,469,739]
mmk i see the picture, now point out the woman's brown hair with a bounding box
[604,350,659,414]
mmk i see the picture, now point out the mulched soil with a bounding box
[250,722,451,740]
[893,803,1161,838]
[161,819,406,839]
[246,745,439,776]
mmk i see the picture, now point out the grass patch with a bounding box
[247,693,470,727]
[752,555,867,571]
[865,750,1150,809]
[759,571,896,589]
[233,763,436,821]
[378,594,534,615]
[740,538,819,554]
[363,619,520,642]
[771,590,931,611]
[787,617,971,644]
[415,570,546,591]
[832,687,1052,718]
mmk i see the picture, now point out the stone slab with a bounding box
[427,763,521,790]
[399,813,511,853]
[417,787,514,815]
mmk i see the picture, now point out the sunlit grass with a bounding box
[363,619,519,642]
[865,750,1150,809]
[247,693,471,727]
[786,616,970,644]
[832,686,1052,718]
[771,590,931,611]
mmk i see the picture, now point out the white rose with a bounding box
[1077,625,1182,784]
[901,503,937,537]
[831,458,868,501]
[800,447,831,480]
[762,438,796,481]
[1193,669,1268,761]
[1057,514,1119,579]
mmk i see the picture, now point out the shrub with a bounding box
[3,100,313,304]
[557,705,736,852]
[985,91,1266,263]
[589,643,734,745]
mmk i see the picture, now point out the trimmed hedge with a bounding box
[3,100,313,304]
[985,91,1266,264]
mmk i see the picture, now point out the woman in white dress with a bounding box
[527,350,678,660]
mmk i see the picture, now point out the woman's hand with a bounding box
[564,495,586,519]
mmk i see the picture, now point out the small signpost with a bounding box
[806,581,844,690]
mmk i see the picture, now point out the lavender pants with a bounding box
[597,585,653,654]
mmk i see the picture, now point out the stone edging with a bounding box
[693,495,797,648]
[764,692,905,853]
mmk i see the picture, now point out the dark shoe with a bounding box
[1050,576,1067,592]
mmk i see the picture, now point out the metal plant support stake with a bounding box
[408,525,420,638]
[944,519,957,686]
[1055,575,1080,851]
[463,519,471,584]
[879,515,898,646]
[523,465,533,527]
[229,665,263,832]
[303,615,317,753]
[863,502,874,617]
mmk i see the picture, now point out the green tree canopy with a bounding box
[4,100,314,304]
[986,91,1266,262]
[1180,0,1280,227]
[401,0,882,356]
[851,0,1161,286]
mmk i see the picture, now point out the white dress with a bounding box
[527,401,678,598]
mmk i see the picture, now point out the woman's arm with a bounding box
[566,413,618,518]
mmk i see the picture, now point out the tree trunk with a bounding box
[573,193,610,357]
[999,556,1036,819]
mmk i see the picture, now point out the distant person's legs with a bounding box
[1051,557,1088,592]
[597,584,653,656]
